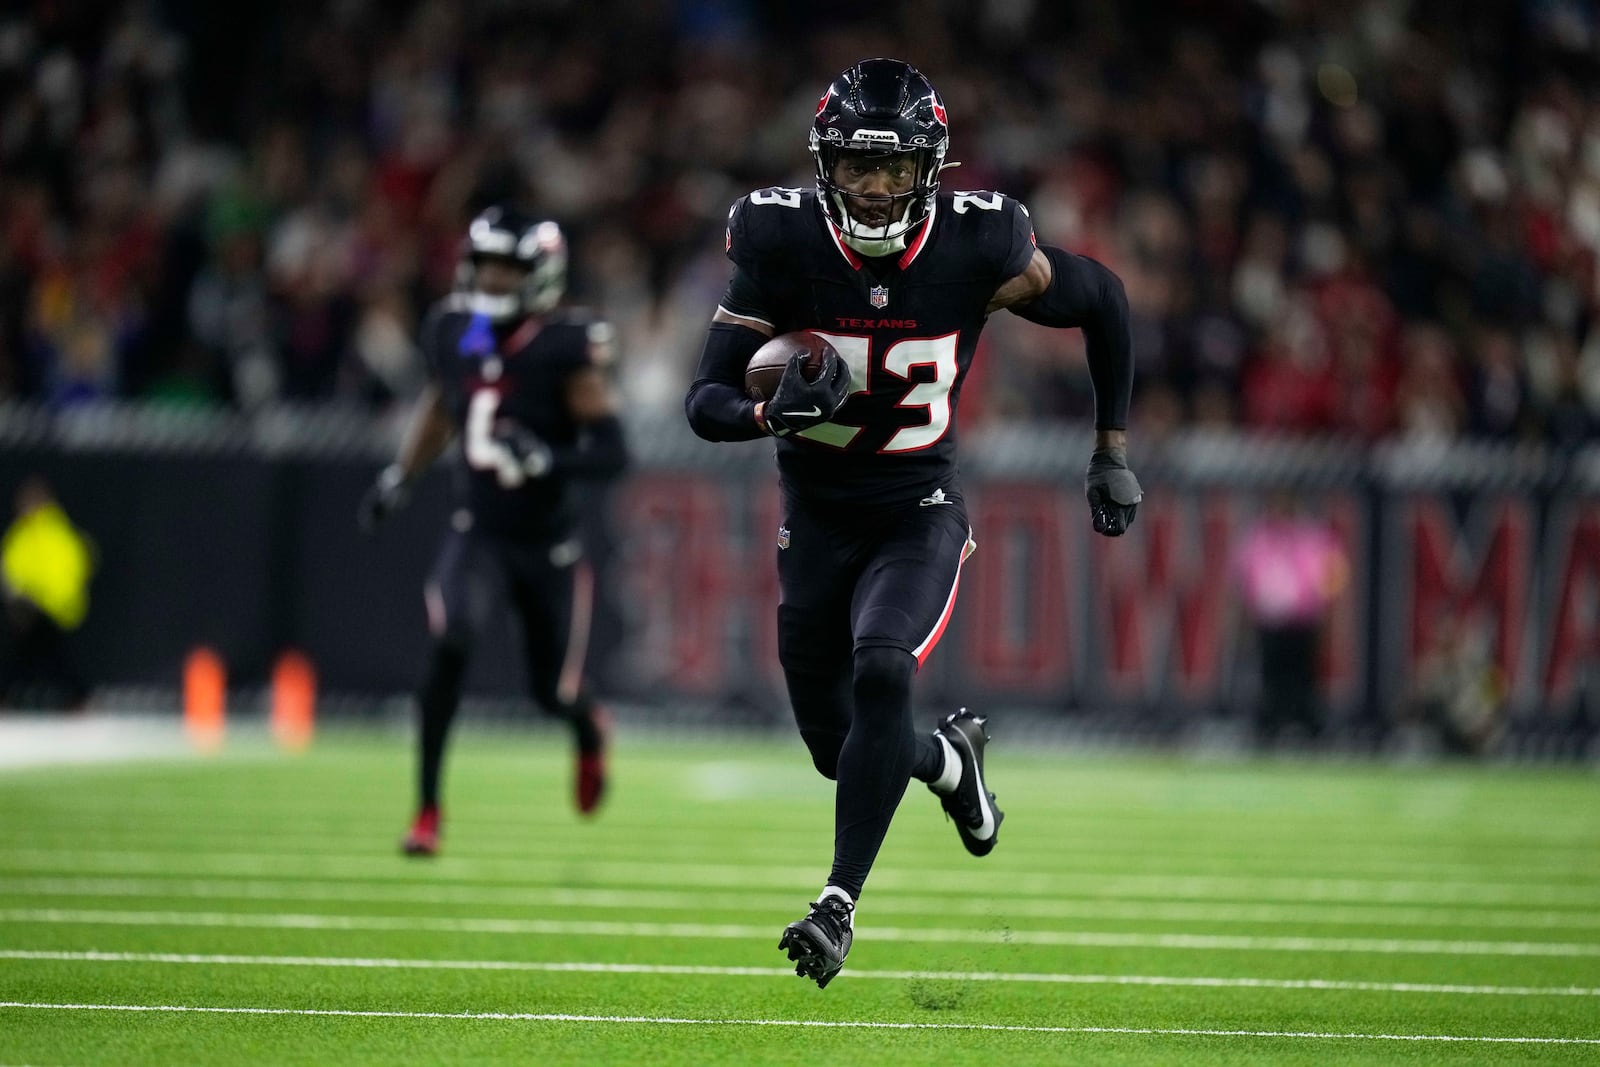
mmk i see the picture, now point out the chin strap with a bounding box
[830,195,911,257]
[837,231,909,258]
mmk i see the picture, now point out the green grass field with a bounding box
[2,724,1598,1065]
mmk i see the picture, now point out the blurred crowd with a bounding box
[2,0,1598,448]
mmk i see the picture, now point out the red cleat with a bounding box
[576,708,611,815]
[401,806,440,857]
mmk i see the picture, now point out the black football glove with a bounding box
[493,421,553,483]
[763,348,852,437]
[1085,447,1143,537]
[358,465,411,534]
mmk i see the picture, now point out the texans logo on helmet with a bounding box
[930,96,947,126]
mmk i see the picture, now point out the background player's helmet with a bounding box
[456,206,567,321]
[809,58,949,256]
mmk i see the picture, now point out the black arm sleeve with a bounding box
[1009,245,1133,430]
[717,267,775,326]
[684,321,769,442]
[549,414,628,479]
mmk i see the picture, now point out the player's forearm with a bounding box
[685,380,766,441]
[684,322,768,442]
[1011,247,1133,431]
[1081,270,1133,432]
[393,387,454,481]
[549,415,630,478]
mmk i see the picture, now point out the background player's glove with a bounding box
[763,348,852,437]
[492,421,553,484]
[1085,447,1142,537]
[357,465,410,534]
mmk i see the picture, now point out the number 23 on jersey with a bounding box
[799,331,958,452]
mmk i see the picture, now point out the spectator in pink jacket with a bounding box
[1234,490,1349,747]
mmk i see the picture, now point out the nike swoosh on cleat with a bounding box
[954,730,997,840]
[780,405,823,418]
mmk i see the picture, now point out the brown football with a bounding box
[745,331,834,402]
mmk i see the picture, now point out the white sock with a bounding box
[819,884,855,925]
[930,733,961,794]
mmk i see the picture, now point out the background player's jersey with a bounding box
[724,187,1036,510]
[422,296,612,540]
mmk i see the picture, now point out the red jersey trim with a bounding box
[502,316,543,354]
[898,200,937,269]
[825,218,864,270]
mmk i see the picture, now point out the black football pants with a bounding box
[415,529,600,810]
[776,491,973,899]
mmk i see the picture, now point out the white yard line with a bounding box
[4,908,1599,957]
[4,830,1587,883]
[3,876,1597,931]
[4,949,1598,997]
[4,849,1597,906]
[22,804,1598,855]
[1,1001,1597,1045]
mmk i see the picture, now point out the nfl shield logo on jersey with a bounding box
[777,524,791,550]
[869,285,889,309]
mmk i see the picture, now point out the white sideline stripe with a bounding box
[7,849,1598,905]
[5,909,1599,957]
[0,715,188,770]
[6,876,1597,931]
[2,1002,1598,1045]
[5,950,1598,998]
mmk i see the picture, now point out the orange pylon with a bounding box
[271,650,316,752]
[183,647,226,753]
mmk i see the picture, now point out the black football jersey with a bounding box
[723,187,1036,510]
[422,296,614,540]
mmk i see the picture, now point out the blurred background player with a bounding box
[0,476,94,710]
[359,205,628,856]
[1405,612,1509,758]
[685,58,1140,987]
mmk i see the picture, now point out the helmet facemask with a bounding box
[811,140,945,257]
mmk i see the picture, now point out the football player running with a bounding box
[685,59,1141,987]
[361,206,629,856]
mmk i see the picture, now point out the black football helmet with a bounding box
[809,58,949,256]
[455,206,567,322]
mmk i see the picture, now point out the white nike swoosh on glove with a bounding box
[780,405,822,418]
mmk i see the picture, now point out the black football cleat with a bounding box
[778,896,854,989]
[930,709,1004,857]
